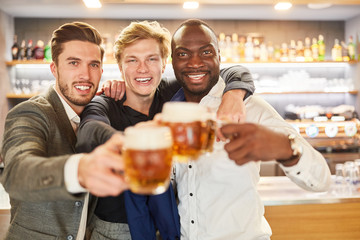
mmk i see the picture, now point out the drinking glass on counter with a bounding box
[161,102,216,162]
[122,126,173,195]
[333,161,359,196]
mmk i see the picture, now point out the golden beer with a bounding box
[123,126,173,195]
[202,119,216,153]
[162,102,214,162]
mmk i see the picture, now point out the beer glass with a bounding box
[161,102,215,162]
[123,126,173,195]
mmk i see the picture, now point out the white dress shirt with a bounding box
[173,78,331,240]
[54,87,89,240]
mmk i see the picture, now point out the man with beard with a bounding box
[1,22,128,240]
[169,19,331,239]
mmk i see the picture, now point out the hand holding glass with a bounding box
[161,102,216,162]
[123,126,173,195]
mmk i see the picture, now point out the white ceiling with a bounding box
[1,0,360,21]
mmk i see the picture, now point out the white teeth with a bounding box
[75,86,90,90]
[188,74,205,79]
[136,78,151,82]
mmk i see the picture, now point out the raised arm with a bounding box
[218,65,255,123]
[76,96,118,153]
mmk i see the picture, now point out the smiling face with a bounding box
[50,40,103,114]
[171,24,221,103]
[119,38,166,99]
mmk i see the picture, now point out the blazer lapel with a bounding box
[45,87,77,151]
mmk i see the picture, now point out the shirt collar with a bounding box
[53,86,80,124]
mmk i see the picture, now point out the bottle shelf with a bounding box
[6,93,36,99]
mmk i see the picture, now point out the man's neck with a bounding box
[123,90,155,116]
[183,91,207,103]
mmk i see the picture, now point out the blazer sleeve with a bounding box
[1,101,83,202]
[77,96,117,153]
[220,65,255,99]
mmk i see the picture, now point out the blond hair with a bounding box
[114,21,171,63]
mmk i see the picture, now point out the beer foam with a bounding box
[124,126,173,150]
[162,102,208,122]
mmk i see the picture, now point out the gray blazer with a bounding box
[1,87,96,240]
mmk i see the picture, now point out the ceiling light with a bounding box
[307,3,333,9]
[274,2,292,11]
[183,1,199,10]
[83,0,102,8]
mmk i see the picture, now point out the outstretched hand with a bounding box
[78,133,128,196]
[221,123,293,166]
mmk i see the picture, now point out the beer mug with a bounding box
[161,102,215,162]
[202,113,217,154]
[123,126,173,195]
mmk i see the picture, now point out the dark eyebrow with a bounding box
[66,57,81,61]
[175,44,214,52]
[199,44,215,51]
[174,47,190,52]
[90,60,101,65]
[66,57,101,65]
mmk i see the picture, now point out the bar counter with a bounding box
[259,177,360,240]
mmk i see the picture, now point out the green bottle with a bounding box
[318,34,325,61]
[44,41,52,62]
[348,36,356,61]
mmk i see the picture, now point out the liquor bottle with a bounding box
[231,33,240,62]
[296,40,305,62]
[347,36,356,61]
[224,35,233,62]
[304,37,313,62]
[103,34,114,62]
[288,40,296,62]
[274,44,281,61]
[25,39,33,60]
[331,39,342,61]
[238,36,246,61]
[318,34,325,61]
[259,42,268,61]
[357,33,360,61]
[341,40,350,62]
[33,40,45,60]
[11,35,19,60]
[19,40,26,60]
[267,41,274,61]
[44,41,52,62]
[218,33,227,62]
[311,37,319,61]
[280,42,289,62]
[244,36,254,62]
[253,38,260,61]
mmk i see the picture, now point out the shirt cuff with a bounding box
[64,154,87,193]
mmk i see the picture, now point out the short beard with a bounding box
[57,71,95,106]
[178,73,219,100]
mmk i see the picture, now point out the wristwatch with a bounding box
[277,134,303,164]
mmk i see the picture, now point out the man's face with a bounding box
[171,25,221,101]
[119,38,166,99]
[50,40,103,112]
